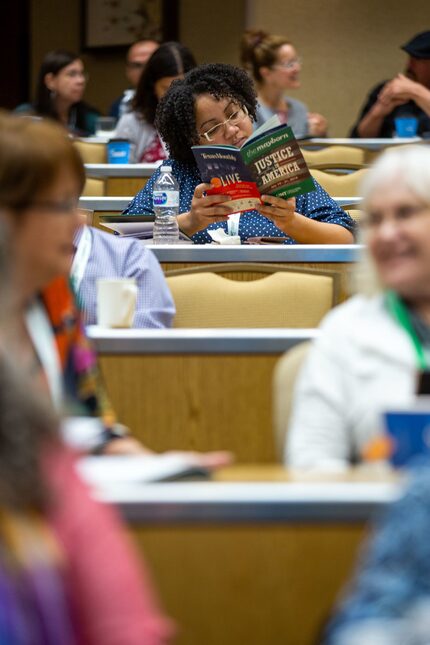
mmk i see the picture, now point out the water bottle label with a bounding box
[153,191,179,208]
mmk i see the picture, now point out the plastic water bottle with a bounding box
[152,165,180,244]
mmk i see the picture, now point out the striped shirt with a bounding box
[73,227,175,328]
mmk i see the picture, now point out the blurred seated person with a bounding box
[240,29,328,137]
[324,465,430,644]
[350,31,430,138]
[0,112,231,467]
[123,63,354,244]
[0,349,173,644]
[285,145,430,471]
[109,39,160,120]
[73,220,175,328]
[116,42,196,162]
[15,50,99,137]
[0,232,172,643]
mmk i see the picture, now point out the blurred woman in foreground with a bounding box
[0,112,232,461]
[285,145,430,470]
[16,50,99,136]
[0,221,172,644]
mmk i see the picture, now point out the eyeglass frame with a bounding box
[199,105,249,142]
[272,57,302,71]
[361,203,430,231]
[20,199,80,215]
[63,70,89,82]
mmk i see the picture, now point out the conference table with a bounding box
[88,327,319,463]
[78,195,363,212]
[91,463,403,645]
[85,161,159,195]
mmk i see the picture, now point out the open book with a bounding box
[192,116,315,213]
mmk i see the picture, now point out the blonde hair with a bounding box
[240,29,291,82]
[0,112,85,212]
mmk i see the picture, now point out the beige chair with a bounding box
[74,140,106,163]
[81,177,106,196]
[272,342,311,460]
[166,265,339,328]
[311,168,369,197]
[302,145,365,171]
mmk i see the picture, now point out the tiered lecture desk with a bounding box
[85,162,159,195]
[300,136,429,162]
[78,196,363,303]
[152,243,363,303]
[94,463,402,645]
[88,328,319,463]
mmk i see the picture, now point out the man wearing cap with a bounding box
[350,31,430,137]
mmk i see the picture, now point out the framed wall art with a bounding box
[82,0,179,50]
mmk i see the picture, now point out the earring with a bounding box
[50,89,57,100]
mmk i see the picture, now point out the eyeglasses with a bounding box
[273,57,302,71]
[24,199,79,214]
[199,106,249,142]
[362,204,430,230]
[64,70,89,82]
[126,61,145,70]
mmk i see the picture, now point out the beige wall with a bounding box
[247,0,430,135]
[30,0,430,133]
[30,0,245,115]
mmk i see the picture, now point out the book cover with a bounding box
[191,146,261,212]
[192,120,315,214]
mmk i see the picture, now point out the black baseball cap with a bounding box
[401,31,430,59]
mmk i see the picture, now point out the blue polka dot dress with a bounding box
[123,159,355,244]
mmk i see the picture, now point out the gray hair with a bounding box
[352,145,430,296]
[361,145,430,210]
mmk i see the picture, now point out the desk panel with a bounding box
[93,330,316,462]
[133,522,365,645]
[99,470,391,644]
[99,353,280,461]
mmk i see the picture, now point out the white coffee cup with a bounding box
[97,278,138,328]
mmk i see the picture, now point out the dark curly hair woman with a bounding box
[124,63,355,244]
[116,41,196,162]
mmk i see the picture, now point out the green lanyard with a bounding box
[385,290,428,371]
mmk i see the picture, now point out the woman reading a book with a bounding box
[123,63,354,244]
[240,29,328,138]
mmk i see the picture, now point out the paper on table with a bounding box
[101,221,154,237]
[208,228,241,245]
[76,454,209,486]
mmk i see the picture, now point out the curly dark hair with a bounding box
[155,63,258,165]
[133,41,197,126]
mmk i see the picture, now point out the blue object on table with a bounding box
[107,139,131,164]
[394,117,418,137]
[384,409,430,466]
